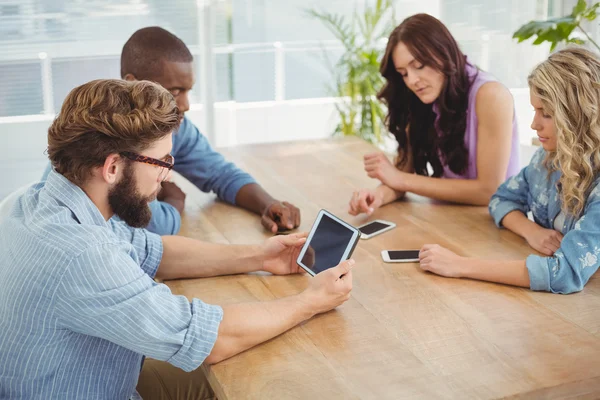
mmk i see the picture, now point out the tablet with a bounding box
[296,209,361,277]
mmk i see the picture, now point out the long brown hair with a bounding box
[378,13,473,176]
[47,79,182,185]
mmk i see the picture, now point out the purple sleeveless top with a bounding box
[432,62,520,180]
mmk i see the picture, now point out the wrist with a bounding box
[261,199,278,215]
[377,184,401,204]
[296,290,319,318]
[235,183,275,216]
[503,211,538,239]
[374,186,387,203]
[252,244,268,272]
[458,257,476,279]
[162,197,185,214]
[518,220,540,240]
[395,170,413,193]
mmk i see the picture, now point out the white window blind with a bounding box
[0,0,550,118]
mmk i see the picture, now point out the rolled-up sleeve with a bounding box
[146,200,182,236]
[489,159,534,227]
[526,189,600,294]
[55,244,223,371]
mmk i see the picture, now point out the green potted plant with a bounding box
[513,0,600,51]
[307,0,396,145]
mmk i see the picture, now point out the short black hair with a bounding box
[121,27,193,80]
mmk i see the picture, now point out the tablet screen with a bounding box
[300,213,356,275]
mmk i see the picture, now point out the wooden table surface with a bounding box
[167,137,600,399]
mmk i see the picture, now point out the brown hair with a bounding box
[47,79,182,185]
[378,13,473,177]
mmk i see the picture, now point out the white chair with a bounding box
[0,184,33,223]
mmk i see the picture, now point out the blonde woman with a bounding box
[419,47,600,294]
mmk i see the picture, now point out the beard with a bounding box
[108,163,155,228]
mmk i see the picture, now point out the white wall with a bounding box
[0,91,537,200]
[1,115,55,198]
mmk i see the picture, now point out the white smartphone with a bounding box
[357,220,396,240]
[381,250,420,263]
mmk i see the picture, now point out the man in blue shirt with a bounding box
[0,79,354,399]
[121,26,301,235]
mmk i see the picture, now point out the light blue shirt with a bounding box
[42,116,256,236]
[0,169,223,399]
[489,148,600,294]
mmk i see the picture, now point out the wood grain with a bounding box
[167,137,600,399]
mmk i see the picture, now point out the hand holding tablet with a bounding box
[295,208,419,282]
[300,259,354,314]
[297,210,361,277]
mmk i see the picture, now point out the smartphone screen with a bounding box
[358,221,393,236]
[387,250,420,260]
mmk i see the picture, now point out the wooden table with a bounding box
[167,137,600,399]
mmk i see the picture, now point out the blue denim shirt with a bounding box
[489,148,600,294]
[42,116,256,235]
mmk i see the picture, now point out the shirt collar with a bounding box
[44,168,110,228]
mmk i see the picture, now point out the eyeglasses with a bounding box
[120,151,175,182]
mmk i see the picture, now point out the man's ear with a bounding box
[123,73,137,82]
[100,154,122,185]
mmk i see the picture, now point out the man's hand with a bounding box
[299,260,355,315]
[262,232,308,275]
[262,201,301,233]
[157,181,186,214]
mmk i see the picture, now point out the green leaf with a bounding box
[512,0,600,53]
[512,12,583,50]
[572,0,588,16]
[512,16,576,40]
[583,2,600,20]
[307,0,396,144]
[557,21,577,37]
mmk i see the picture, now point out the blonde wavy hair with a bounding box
[48,79,181,185]
[528,47,600,217]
